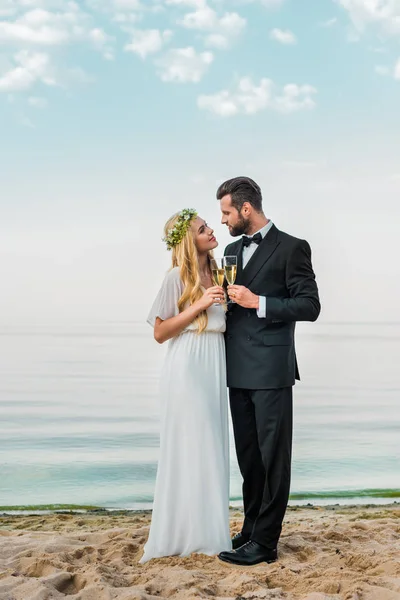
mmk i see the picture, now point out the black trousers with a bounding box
[229,387,293,549]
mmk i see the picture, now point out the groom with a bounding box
[217,177,320,566]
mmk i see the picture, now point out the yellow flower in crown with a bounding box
[163,208,198,250]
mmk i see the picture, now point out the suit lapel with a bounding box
[241,224,280,287]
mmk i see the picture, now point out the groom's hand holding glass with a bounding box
[227,285,260,309]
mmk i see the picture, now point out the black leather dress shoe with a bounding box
[218,540,278,566]
[231,532,250,550]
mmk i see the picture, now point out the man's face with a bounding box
[220,194,250,237]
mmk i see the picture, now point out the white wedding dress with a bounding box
[139,267,231,563]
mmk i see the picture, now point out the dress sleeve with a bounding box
[147,268,183,327]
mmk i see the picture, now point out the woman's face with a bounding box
[191,217,218,253]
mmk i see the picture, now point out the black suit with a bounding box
[224,224,320,549]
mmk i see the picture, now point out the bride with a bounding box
[139,208,232,563]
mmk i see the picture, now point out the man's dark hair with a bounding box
[216,176,263,213]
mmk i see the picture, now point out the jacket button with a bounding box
[247,335,251,341]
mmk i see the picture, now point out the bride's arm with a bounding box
[154,286,223,344]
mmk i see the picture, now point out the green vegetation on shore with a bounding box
[289,489,400,500]
[1,490,399,513]
[0,504,102,511]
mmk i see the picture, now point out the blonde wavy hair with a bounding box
[164,211,214,334]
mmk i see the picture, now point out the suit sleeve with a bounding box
[265,240,320,322]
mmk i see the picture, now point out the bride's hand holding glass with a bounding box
[197,286,225,311]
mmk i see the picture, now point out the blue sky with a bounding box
[1,0,399,323]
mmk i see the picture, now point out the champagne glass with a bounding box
[223,255,237,303]
[210,258,225,305]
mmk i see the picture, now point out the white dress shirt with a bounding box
[242,220,273,319]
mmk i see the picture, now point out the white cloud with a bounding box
[234,0,284,8]
[394,57,400,79]
[112,12,140,23]
[0,0,288,112]
[197,76,317,116]
[179,4,216,28]
[320,17,338,27]
[156,46,213,82]
[0,0,17,18]
[270,28,297,44]
[0,3,117,61]
[205,32,228,48]
[0,50,56,92]
[28,95,48,107]
[125,28,172,58]
[0,8,76,45]
[174,1,246,49]
[166,0,206,7]
[89,27,115,60]
[375,55,400,82]
[179,4,246,33]
[218,12,246,35]
[274,83,317,112]
[338,0,400,36]
[0,0,120,105]
[111,0,142,10]
[0,0,130,110]
[89,27,109,45]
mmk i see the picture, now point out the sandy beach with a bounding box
[0,504,399,600]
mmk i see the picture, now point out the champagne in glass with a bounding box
[224,256,237,284]
[223,255,237,302]
[210,258,225,305]
[211,258,225,287]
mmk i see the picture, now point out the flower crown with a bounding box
[163,208,198,250]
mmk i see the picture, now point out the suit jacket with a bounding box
[224,224,320,389]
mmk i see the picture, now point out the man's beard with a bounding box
[229,214,251,237]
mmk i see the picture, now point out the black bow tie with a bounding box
[242,232,262,247]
